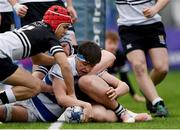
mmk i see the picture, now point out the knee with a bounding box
[154,64,169,75]
[78,75,96,92]
[131,60,147,76]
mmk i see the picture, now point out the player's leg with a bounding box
[78,75,135,123]
[0,67,50,104]
[127,50,168,117]
[92,104,118,122]
[126,50,160,102]
[119,72,145,102]
[0,104,28,122]
[0,99,39,122]
[149,48,169,86]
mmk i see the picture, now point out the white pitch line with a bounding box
[48,114,65,130]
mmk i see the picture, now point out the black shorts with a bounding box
[0,12,14,33]
[21,1,65,26]
[118,22,167,54]
[0,57,18,81]
[74,83,93,103]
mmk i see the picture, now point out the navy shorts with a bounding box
[0,57,18,81]
[118,22,167,54]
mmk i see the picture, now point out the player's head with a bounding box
[76,41,101,76]
[43,5,72,38]
[59,32,74,56]
[105,31,120,54]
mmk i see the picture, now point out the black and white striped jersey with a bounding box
[18,0,59,3]
[115,0,161,26]
[0,21,63,60]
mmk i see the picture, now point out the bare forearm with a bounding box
[155,0,170,12]
[66,0,73,7]
[54,52,75,95]
[58,95,89,108]
[90,50,115,74]
[61,64,75,95]
[115,82,129,97]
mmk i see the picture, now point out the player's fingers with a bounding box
[106,87,114,94]
[108,92,116,99]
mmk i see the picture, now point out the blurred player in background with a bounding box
[116,0,170,117]
[105,31,145,102]
[8,0,78,45]
[0,0,14,33]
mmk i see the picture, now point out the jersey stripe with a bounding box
[49,46,64,56]
[35,66,49,75]
[32,96,58,121]
[12,31,31,58]
[116,0,152,5]
[12,31,26,58]
[20,32,31,57]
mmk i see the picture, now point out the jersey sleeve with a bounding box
[35,65,52,75]
[48,35,64,56]
[49,64,64,80]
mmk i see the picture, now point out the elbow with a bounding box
[102,50,116,66]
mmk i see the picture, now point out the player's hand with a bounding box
[143,6,158,18]
[106,87,118,101]
[82,103,93,122]
[67,6,78,23]
[13,3,28,17]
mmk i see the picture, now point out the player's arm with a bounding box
[52,76,93,122]
[90,50,116,74]
[143,0,170,18]
[53,52,75,97]
[8,0,28,17]
[99,71,129,100]
[31,65,53,93]
[66,0,78,23]
[31,53,55,65]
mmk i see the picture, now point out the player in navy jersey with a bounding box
[0,5,75,105]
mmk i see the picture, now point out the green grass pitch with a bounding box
[0,71,180,129]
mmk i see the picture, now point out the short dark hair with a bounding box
[77,41,101,66]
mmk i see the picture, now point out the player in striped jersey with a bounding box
[0,41,102,122]
[116,0,169,117]
[0,41,152,122]
[0,5,75,105]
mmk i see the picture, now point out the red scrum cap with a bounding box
[43,5,72,31]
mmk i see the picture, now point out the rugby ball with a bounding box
[64,106,84,123]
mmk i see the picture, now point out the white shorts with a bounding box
[4,99,42,122]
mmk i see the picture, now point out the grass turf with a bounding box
[0,71,180,129]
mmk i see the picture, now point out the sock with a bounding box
[0,89,16,104]
[152,97,163,106]
[114,104,125,117]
